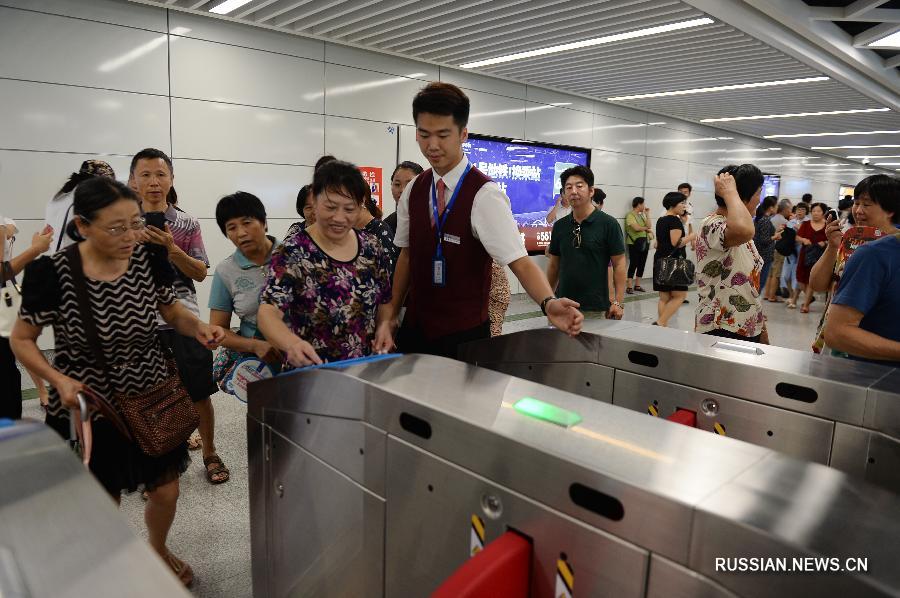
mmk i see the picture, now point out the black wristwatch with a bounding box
[540,295,557,316]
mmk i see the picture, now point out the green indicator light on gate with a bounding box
[513,397,582,428]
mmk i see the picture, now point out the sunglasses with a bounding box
[573,223,582,249]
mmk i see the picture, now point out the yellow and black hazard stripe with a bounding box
[713,422,726,436]
[556,558,574,598]
[470,514,485,556]
[647,404,659,417]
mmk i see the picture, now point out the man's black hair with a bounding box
[412,82,470,130]
[130,147,173,176]
[559,165,594,189]
[677,182,692,193]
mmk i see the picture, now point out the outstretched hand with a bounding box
[546,297,583,336]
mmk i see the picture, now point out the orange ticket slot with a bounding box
[666,408,697,428]
[432,531,531,598]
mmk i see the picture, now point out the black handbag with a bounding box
[654,255,695,287]
[803,244,825,268]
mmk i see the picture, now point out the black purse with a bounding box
[654,255,695,287]
[803,244,825,268]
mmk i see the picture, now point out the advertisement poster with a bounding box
[359,166,383,210]
[462,135,590,253]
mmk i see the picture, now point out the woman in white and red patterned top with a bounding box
[695,165,767,344]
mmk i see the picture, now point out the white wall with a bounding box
[1,0,880,310]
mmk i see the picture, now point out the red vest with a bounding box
[406,166,492,340]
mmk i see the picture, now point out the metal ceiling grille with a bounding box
[134,0,900,164]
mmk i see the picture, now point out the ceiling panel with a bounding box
[131,0,900,164]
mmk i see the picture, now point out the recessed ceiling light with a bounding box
[764,130,900,139]
[867,30,900,48]
[210,0,254,15]
[460,18,713,68]
[700,107,890,123]
[812,144,900,149]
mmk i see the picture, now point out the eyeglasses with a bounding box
[84,217,146,237]
[573,223,582,249]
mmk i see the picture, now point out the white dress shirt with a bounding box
[393,156,527,267]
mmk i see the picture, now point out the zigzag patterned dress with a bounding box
[20,243,189,493]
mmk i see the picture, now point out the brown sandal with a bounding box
[204,454,230,484]
[165,551,194,587]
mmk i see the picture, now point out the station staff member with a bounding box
[374,82,583,359]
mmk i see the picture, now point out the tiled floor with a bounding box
[16,281,827,596]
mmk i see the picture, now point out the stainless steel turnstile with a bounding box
[247,354,900,598]
[460,320,900,492]
[0,421,190,598]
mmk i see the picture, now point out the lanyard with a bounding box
[432,163,471,259]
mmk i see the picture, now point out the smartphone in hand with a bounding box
[144,211,166,231]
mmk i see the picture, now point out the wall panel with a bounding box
[170,36,324,114]
[324,64,421,125]
[171,98,324,165]
[0,7,169,95]
[0,79,169,155]
[325,116,400,215]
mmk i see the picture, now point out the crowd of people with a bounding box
[0,80,898,587]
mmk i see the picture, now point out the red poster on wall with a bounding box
[359,166,383,210]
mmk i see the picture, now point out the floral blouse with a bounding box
[695,214,765,338]
[259,229,392,368]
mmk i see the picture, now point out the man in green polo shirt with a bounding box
[547,166,626,318]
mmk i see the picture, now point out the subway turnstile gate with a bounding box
[460,320,900,493]
[247,353,900,598]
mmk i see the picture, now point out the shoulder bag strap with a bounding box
[55,203,74,252]
[65,245,109,372]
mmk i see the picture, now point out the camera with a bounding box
[862,158,871,165]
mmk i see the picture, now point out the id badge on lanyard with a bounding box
[432,164,471,287]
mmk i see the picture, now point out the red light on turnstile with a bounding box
[666,409,697,428]
[432,531,531,598]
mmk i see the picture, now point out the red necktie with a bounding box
[436,178,447,217]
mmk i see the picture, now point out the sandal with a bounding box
[800,306,810,314]
[164,551,194,587]
[204,454,230,485]
[786,302,796,309]
[634,286,645,292]
[626,287,634,294]
[187,431,202,451]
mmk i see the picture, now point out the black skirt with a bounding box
[46,412,190,497]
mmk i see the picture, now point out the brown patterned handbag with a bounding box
[66,245,198,457]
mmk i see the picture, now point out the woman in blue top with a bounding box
[208,192,283,389]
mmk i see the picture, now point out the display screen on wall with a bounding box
[839,184,856,201]
[762,174,781,198]
[462,134,590,253]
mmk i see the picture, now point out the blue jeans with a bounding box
[759,258,772,293]
[781,254,797,290]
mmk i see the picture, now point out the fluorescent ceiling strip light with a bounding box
[700,107,890,123]
[607,76,829,101]
[764,130,900,139]
[847,155,900,159]
[867,31,900,48]
[812,144,900,149]
[460,18,713,69]
[210,0,254,14]
[874,163,900,166]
